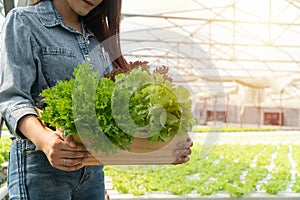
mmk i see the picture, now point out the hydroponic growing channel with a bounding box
[104,132,300,199]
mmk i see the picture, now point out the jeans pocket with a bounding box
[13,139,49,171]
[21,139,43,155]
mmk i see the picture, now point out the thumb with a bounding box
[55,130,76,148]
[64,135,77,148]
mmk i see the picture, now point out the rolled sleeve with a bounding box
[0,9,38,136]
[4,103,37,135]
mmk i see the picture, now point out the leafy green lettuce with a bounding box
[39,62,195,154]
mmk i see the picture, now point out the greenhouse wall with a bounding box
[204,105,300,128]
[283,109,300,127]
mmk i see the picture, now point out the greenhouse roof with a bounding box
[120,0,300,107]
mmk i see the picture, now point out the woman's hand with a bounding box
[172,135,193,165]
[37,130,90,171]
[17,114,90,171]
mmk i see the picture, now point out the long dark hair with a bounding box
[32,0,130,74]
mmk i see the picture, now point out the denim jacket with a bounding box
[0,0,113,136]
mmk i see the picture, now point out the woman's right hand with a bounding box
[17,114,90,171]
[37,130,91,171]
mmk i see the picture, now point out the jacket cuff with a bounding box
[5,104,37,138]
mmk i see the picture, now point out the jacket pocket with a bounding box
[41,46,77,87]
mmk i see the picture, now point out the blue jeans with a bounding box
[8,138,105,200]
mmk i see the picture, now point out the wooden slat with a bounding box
[77,135,187,165]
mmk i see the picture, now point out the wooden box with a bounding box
[35,107,186,165]
[73,135,187,165]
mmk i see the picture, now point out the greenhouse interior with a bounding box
[1,0,300,199]
[120,0,300,129]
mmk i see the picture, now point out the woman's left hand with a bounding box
[172,135,193,165]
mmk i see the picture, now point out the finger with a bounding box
[187,148,192,155]
[48,157,85,172]
[64,135,76,148]
[172,156,190,165]
[187,135,193,146]
[174,148,192,158]
[185,149,192,157]
[59,163,85,171]
[177,136,193,149]
[61,158,88,167]
[59,150,90,159]
[172,148,192,165]
[187,136,193,147]
[182,148,192,156]
[59,142,89,152]
[54,130,77,148]
[54,130,64,139]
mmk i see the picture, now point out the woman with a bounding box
[0,0,193,199]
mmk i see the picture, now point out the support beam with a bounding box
[3,0,14,16]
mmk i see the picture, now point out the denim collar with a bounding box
[36,0,64,28]
[36,0,92,36]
